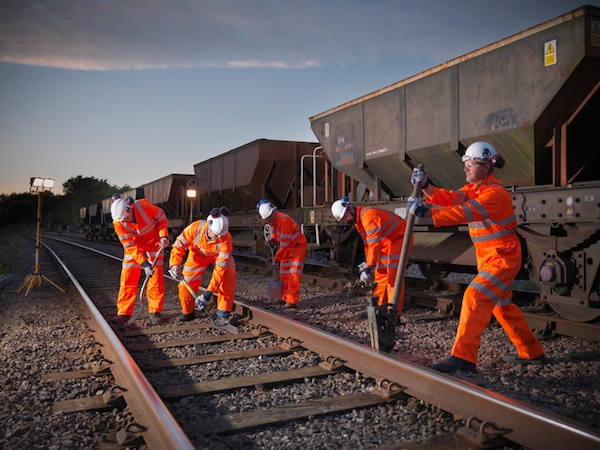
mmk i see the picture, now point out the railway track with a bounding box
[7,235,592,449]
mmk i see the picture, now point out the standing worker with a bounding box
[110,194,170,325]
[408,141,545,373]
[331,196,411,313]
[256,199,307,308]
[168,207,236,326]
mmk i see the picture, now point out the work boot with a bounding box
[283,302,298,309]
[214,315,230,326]
[432,356,476,374]
[148,313,163,326]
[111,315,131,324]
[176,311,196,322]
[503,354,547,365]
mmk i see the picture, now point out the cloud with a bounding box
[0,0,593,71]
[0,0,481,71]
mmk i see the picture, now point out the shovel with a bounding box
[128,241,167,325]
[267,243,283,300]
[367,164,425,352]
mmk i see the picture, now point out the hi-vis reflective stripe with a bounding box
[280,260,304,274]
[470,215,517,229]
[279,231,301,247]
[452,190,467,205]
[215,258,236,269]
[134,204,166,236]
[461,199,488,222]
[360,209,402,244]
[470,270,512,306]
[470,229,515,242]
[183,266,208,282]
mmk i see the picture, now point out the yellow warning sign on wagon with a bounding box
[592,20,600,47]
[544,39,556,67]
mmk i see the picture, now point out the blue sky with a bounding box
[1,0,597,195]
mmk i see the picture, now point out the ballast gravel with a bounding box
[0,235,598,449]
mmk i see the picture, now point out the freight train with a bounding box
[81,5,600,322]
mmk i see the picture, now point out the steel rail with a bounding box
[43,240,195,450]
[233,301,600,450]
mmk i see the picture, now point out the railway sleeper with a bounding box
[53,385,127,413]
[184,392,393,436]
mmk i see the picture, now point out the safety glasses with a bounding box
[464,161,488,168]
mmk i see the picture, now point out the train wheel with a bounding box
[546,302,600,322]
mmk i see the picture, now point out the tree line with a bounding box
[0,176,132,230]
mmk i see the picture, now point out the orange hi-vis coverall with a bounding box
[354,206,410,310]
[113,198,169,316]
[426,173,544,364]
[270,211,308,305]
[169,220,237,315]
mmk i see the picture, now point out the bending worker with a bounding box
[331,196,411,313]
[110,194,170,326]
[169,207,236,326]
[408,141,545,373]
[256,199,307,308]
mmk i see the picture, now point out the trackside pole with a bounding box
[368,164,425,352]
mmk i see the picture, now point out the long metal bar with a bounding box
[45,243,195,450]
[235,301,600,450]
[390,171,422,323]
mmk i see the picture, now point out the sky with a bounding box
[1,0,598,195]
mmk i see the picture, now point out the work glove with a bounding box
[160,236,170,247]
[168,265,182,279]
[358,261,370,282]
[141,260,154,277]
[266,238,277,248]
[407,196,430,218]
[196,290,212,310]
[411,167,429,188]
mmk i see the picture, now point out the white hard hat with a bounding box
[207,214,229,237]
[256,199,275,219]
[462,141,505,168]
[331,197,350,221]
[110,197,133,222]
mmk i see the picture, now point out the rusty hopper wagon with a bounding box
[141,174,197,241]
[310,5,600,321]
[192,139,327,254]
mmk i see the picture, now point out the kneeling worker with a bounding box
[169,207,236,326]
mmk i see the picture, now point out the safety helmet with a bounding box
[331,196,350,221]
[256,199,275,219]
[110,196,133,222]
[207,213,229,237]
[462,141,505,168]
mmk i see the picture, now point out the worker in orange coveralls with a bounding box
[168,206,236,326]
[110,195,170,326]
[331,197,411,313]
[408,141,545,373]
[256,199,307,308]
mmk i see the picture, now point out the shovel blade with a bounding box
[268,278,283,300]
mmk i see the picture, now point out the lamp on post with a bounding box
[17,177,65,296]
[186,179,197,224]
